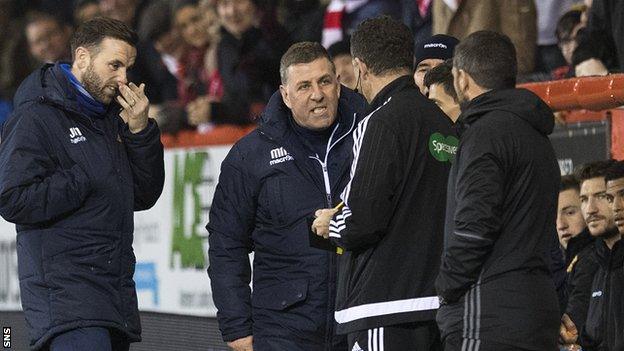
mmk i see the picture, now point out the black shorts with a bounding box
[347,321,441,351]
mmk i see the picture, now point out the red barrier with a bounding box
[161,125,256,149]
[612,109,624,160]
[519,75,624,160]
[519,74,624,112]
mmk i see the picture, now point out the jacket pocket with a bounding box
[251,279,308,311]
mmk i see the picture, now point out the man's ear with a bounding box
[456,69,470,96]
[354,57,368,79]
[74,46,91,71]
[280,84,292,109]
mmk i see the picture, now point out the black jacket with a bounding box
[435,89,561,350]
[328,76,456,334]
[207,87,367,349]
[216,26,288,124]
[580,238,624,351]
[0,63,164,350]
[564,228,599,330]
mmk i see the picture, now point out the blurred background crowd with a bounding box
[0,0,621,136]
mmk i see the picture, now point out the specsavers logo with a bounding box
[429,133,458,162]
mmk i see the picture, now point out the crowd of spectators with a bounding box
[0,0,623,135]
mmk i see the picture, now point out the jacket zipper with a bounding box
[309,113,357,207]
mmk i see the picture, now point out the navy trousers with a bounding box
[47,327,130,351]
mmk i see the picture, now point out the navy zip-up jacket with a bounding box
[207,87,366,350]
[0,63,164,350]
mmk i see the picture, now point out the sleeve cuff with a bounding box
[221,328,253,342]
[121,119,160,141]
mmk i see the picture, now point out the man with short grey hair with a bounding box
[208,41,366,351]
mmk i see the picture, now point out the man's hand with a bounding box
[312,208,339,239]
[187,95,212,126]
[227,335,253,351]
[117,82,149,134]
[560,313,579,344]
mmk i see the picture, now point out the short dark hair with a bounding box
[560,175,580,192]
[606,160,624,182]
[350,16,413,76]
[327,39,351,59]
[70,17,138,59]
[280,41,334,83]
[575,160,617,183]
[453,30,517,90]
[556,9,582,42]
[423,59,457,101]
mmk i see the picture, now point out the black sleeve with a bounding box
[121,119,165,211]
[435,124,506,303]
[329,118,405,250]
[566,251,599,330]
[549,231,568,314]
[207,145,257,342]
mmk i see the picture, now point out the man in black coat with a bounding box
[435,30,561,351]
[558,174,598,350]
[207,42,367,351]
[0,18,164,351]
[313,16,456,350]
[571,160,624,351]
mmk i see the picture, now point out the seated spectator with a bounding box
[571,28,616,76]
[587,0,624,72]
[173,0,224,131]
[25,11,72,64]
[99,0,150,29]
[282,0,325,43]
[0,2,34,116]
[413,34,458,94]
[557,175,597,351]
[321,0,401,48]
[74,0,101,25]
[534,0,582,74]
[327,39,356,90]
[136,0,186,132]
[423,60,459,122]
[553,9,584,79]
[216,0,287,124]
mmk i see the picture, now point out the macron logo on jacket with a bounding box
[269,147,294,165]
[69,127,86,144]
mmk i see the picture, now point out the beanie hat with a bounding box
[414,34,459,66]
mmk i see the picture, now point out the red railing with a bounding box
[160,76,624,160]
[519,75,624,160]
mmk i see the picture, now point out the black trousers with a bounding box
[442,332,534,351]
[348,321,441,351]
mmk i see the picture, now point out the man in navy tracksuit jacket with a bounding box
[207,42,366,350]
[0,18,164,350]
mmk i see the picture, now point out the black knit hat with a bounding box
[414,34,459,66]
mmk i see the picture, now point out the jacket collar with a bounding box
[258,87,362,146]
[594,237,624,270]
[367,75,414,113]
